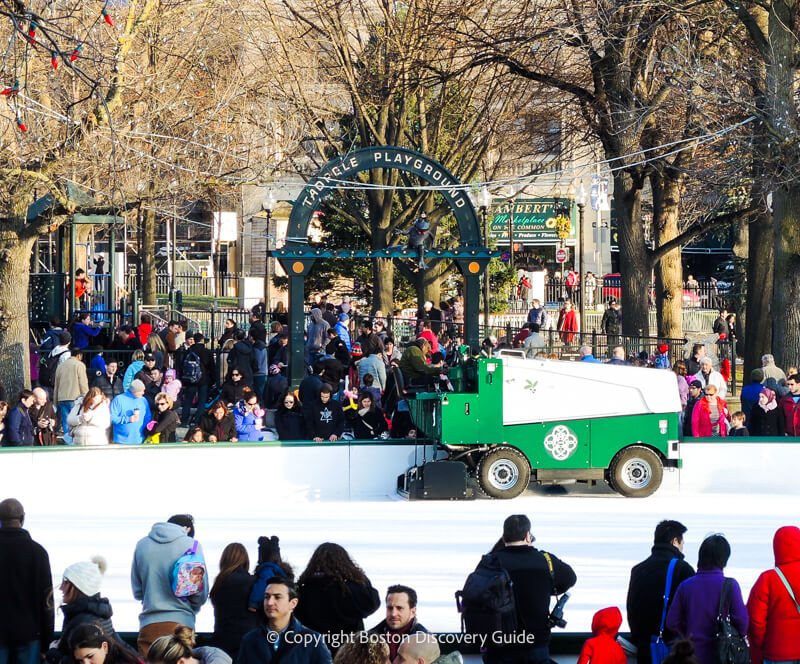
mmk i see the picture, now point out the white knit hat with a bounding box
[63,556,107,597]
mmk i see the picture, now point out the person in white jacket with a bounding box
[66,387,111,446]
[692,356,728,398]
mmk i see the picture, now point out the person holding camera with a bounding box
[484,514,576,664]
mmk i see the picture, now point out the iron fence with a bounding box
[125,273,239,297]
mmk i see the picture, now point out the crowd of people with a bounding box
[13,296,456,445]
[1,501,799,664]
[4,293,797,447]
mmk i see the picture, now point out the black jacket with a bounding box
[238,618,332,664]
[93,373,124,400]
[601,308,620,335]
[491,545,576,648]
[221,379,251,406]
[211,569,259,660]
[626,542,695,662]
[683,396,700,437]
[46,595,124,664]
[275,408,306,441]
[199,412,237,441]
[307,399,345,440]
[228,341,258,381]
[294,574,380,639]
[151,408,180,442]
[749,404,785,436]
[0,527,54,650]
[346,407,388,439]
[6,403,34,446]
[325,338,351,366]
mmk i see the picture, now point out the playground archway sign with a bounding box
[270,146,495,385]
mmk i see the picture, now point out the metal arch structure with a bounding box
[271,146,496,386]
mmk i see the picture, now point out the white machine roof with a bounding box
[497,355,682,425]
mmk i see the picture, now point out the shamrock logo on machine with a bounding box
[543,425,579,461]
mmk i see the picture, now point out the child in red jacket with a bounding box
[577,606,627,664]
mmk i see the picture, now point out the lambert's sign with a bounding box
[489,199,576,245]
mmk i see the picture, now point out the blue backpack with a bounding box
[172,540,206,598]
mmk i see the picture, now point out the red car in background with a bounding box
[601,273,700,306]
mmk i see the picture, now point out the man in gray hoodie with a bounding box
[131,514,208,656]
[305,308,330,365]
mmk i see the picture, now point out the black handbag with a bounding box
[714,578,749,664]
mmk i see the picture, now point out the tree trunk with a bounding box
[772,187,800,369]
[744,211,773,376]
[766,0,800,370]
[0,234,37,395]
[372,257,394,314]
[142,204,156,304]
[613,171,650,336]
[651,172,684,339]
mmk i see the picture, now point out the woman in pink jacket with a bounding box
[691,384,729,437]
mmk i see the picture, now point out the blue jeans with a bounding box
[58,400,74,445]
[253,375,267,405]
[0,641,41,664]
[181,384,208,425]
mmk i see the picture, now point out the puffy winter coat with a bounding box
[747,526,800,663]
[233,403,271,441]
[67,400,111,446]
[691,396,730,437]
[46,595,126,664]
[577,607,627,664]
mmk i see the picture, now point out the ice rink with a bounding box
[21,479,800,636]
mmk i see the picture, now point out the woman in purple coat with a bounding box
[666,534,748,664]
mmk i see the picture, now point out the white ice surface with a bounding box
[23,481,800,635]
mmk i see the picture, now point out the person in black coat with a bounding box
[221,371,251,407]
[626,520,695,664]
[92,361,124,401]
[210,543,259,662]
[6,391,35,446]
[485,515,576,664]
[345,393,387,440]
[749,387,785,436]
[180,334,217,425]
[149,395,180,443]
[227,332,258,383]
[306,386,344,442]
[275,392,305,441]
[0,498,54,657]
[683,382,703,437]
[46,557,127,664]
[199,401,238,443]
[294,543,380,655]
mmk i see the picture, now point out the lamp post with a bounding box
[577,181,586,331]
[552,186,570,299]
[263,189,275,317]
[478,185,492,329]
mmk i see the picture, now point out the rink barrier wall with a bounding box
[679,437,800,494]
[2,438,799,500]
[0,440,439,503]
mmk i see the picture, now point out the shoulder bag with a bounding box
[650,558,678,664]
[714,578,749,664]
